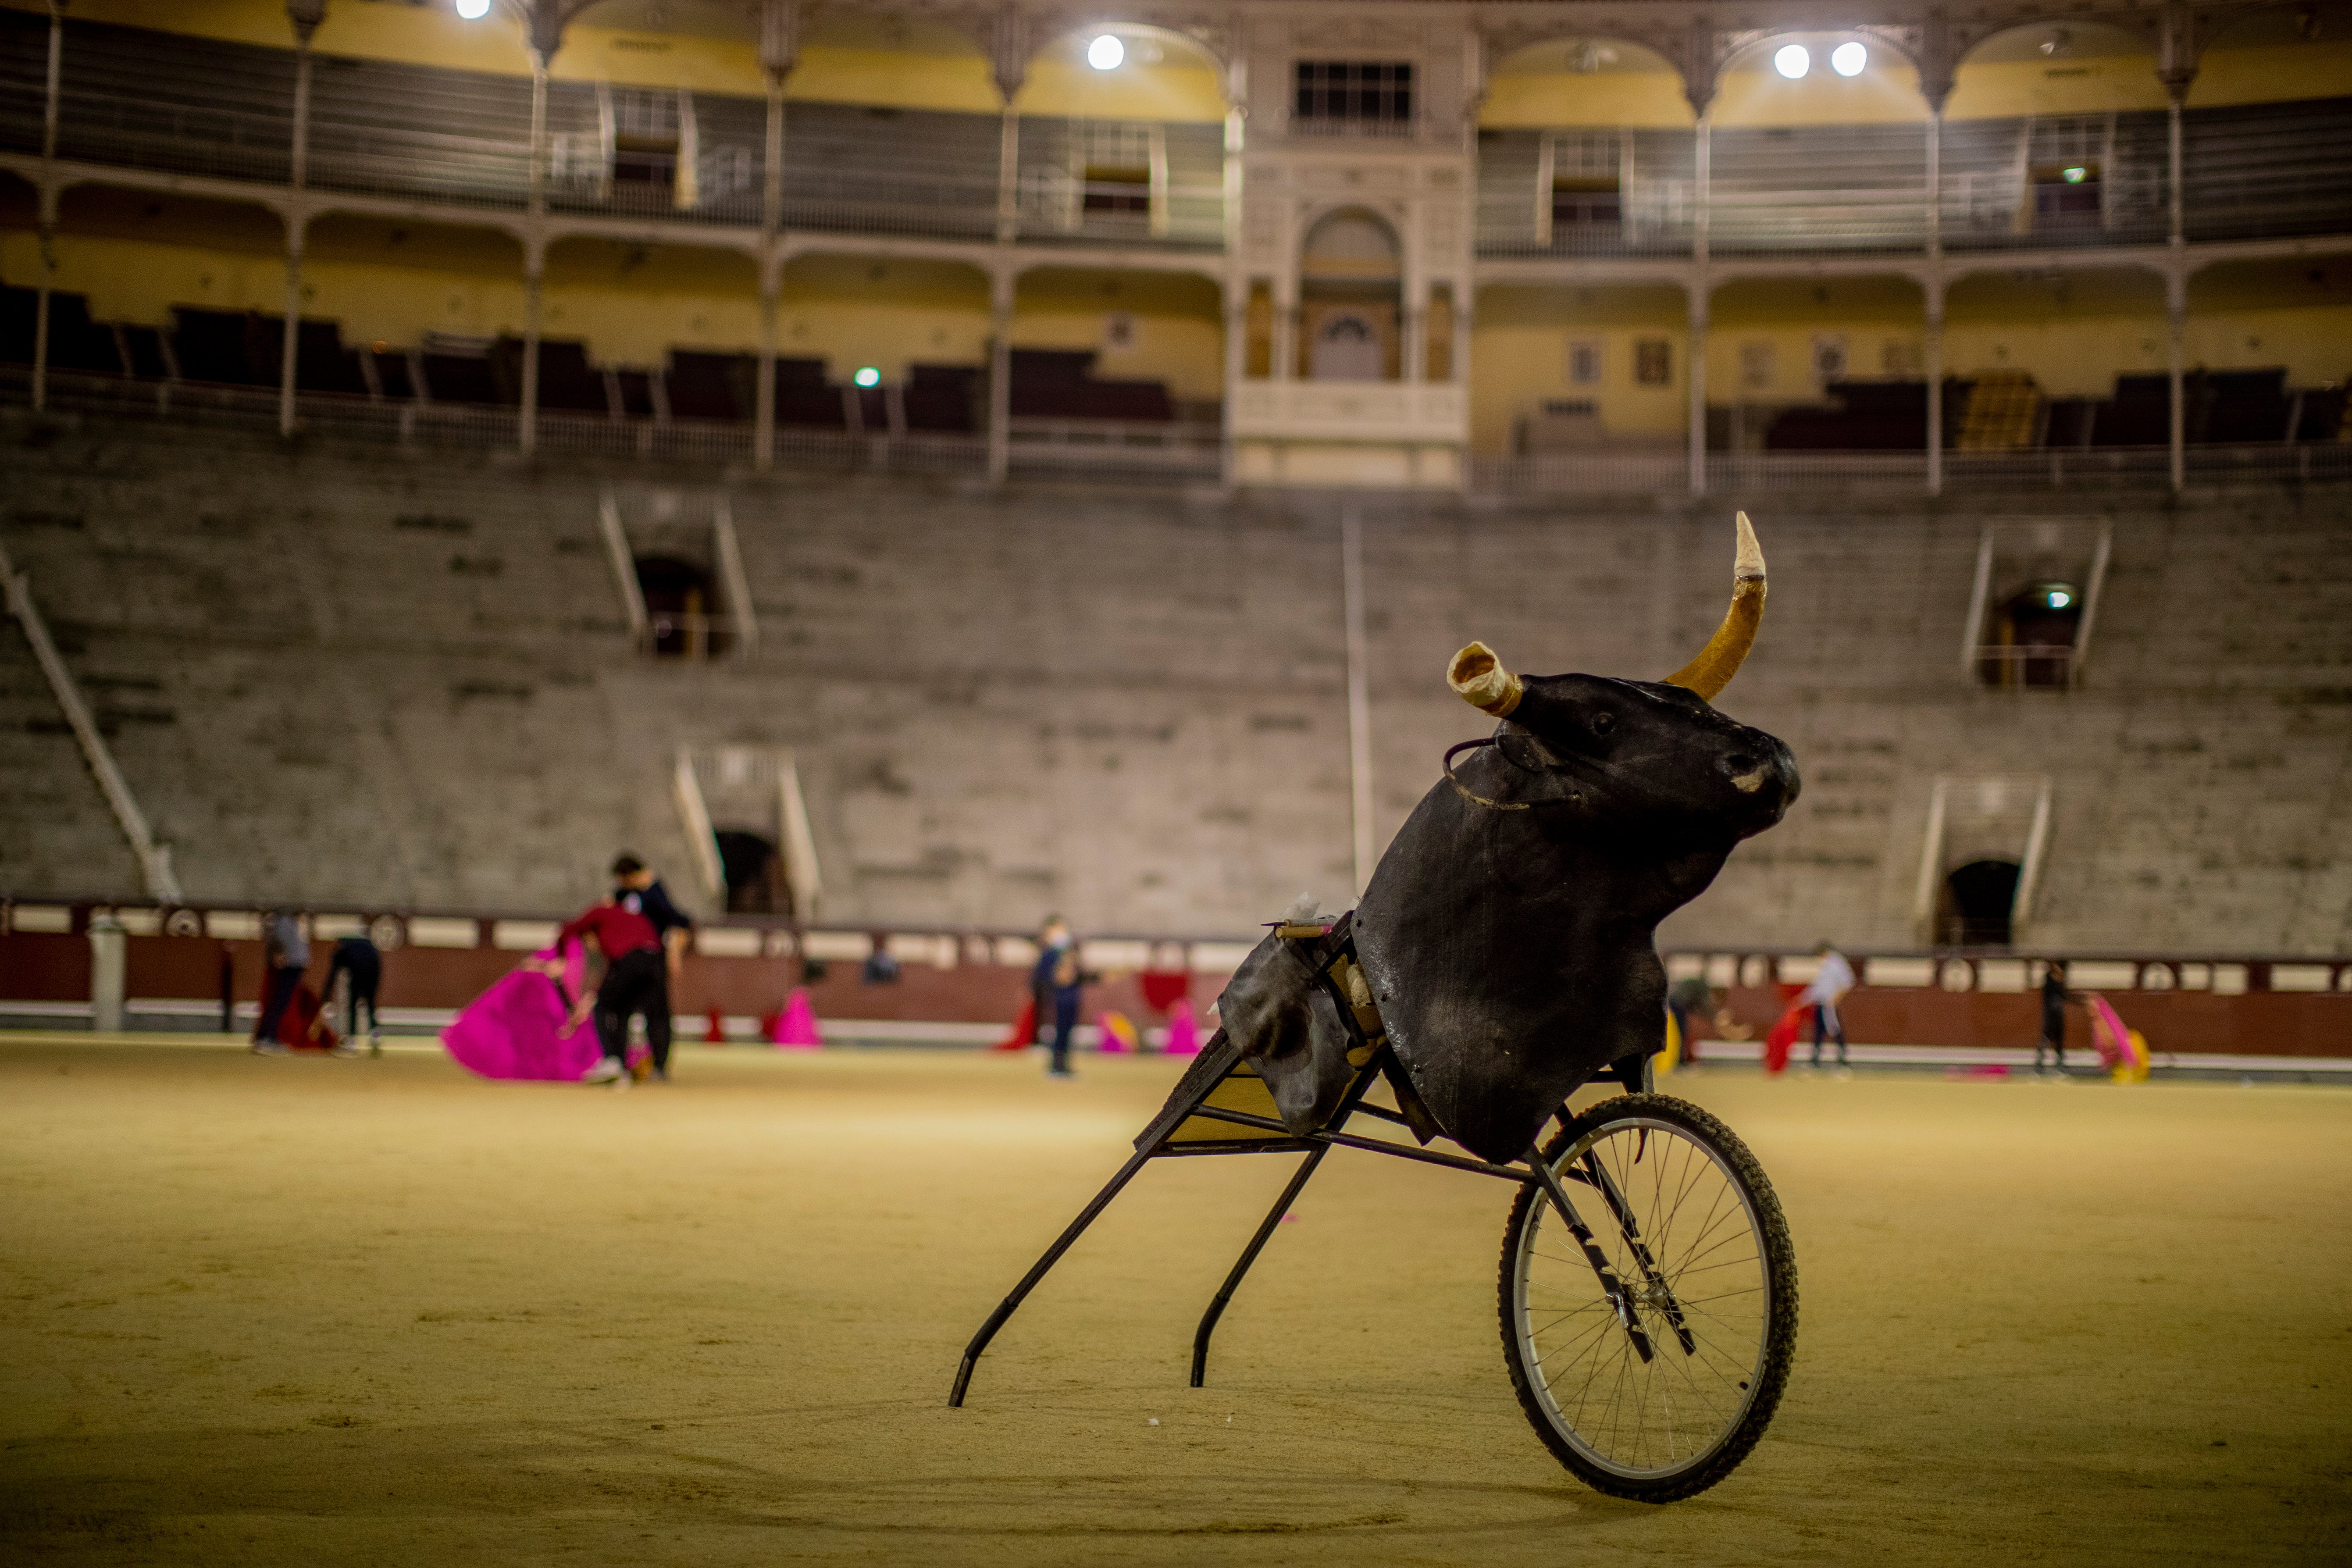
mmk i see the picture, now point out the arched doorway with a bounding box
[634,553,725,659]
[1299,208,1401,382]
[1940,859,2021,946]
[714,829,791,915]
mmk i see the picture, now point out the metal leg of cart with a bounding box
[948,1142,1157,1408]
[1190,1144,1328,1388]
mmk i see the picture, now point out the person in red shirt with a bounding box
[559,897,668,1084]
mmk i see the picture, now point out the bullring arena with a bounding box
[3,0,2351,1562]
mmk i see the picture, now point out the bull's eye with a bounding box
[1589,712,1616,738]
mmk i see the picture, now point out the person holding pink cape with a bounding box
[440,940,607,1083]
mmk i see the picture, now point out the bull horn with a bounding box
[1448,640,1523,718]
[1664,512,1766,702]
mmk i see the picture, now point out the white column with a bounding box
[278,219,304,437]
[519,255,543,456]
[764,75,786,234]
[289,35,314,190]
[528,52,549,217]
[987,271,1014,482]
[996,106,1020,244]
[1686,287,1707,495]
[1925,292,1945,496]
[2167,271,2187,493]
[41,1,61,161]
[755,274,778,472]
[1925,110,1942,257]
[2167,99,2185,246]
[33,7,61,414]
[31,206,53,415]
[1693,111,1711,265]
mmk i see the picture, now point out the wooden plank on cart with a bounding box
[1133,1031,1310,1155]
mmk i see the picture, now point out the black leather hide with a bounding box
[1351,675,1797,1163]
[1216,931,1356,1135]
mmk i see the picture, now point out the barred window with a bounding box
[1294,61,1414,124]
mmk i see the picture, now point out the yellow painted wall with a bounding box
[1480,70,1693,130]
[1471,276,2352,448]
[1009,310,1222,400]
[1471,285,1688,451]
[1484,40,2352,130]
[1012,267,1223,400]
[2192,40,2352,106]
[785,46,998,113]
[5,0,1222,118]
[542,240,759,364]
[1946,306,2352,394]
[1712,61,1930,126]
[1016,59,1226,122]
[773,253,984,380]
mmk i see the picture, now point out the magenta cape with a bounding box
[441,944,604,1082]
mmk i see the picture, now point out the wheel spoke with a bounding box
[1506,1107,1788,1488]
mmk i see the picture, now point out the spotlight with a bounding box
[1831,41,1867,76]
[854,366,881,388]
[1087,34,1124,71]
[2062,166,2088,184]
[2047,589,2073,609]
[1774,44,1810,79]
[454,0,490,18]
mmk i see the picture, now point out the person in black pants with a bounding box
[313,935,382,1055]
[251,909,310,1056]
[2035,959,2074,1077]
[611,854,692,1076]
[559,899,669,1085]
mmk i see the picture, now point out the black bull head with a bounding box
[1226,514,1800,1164]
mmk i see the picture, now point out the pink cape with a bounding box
[441,944,605,1082]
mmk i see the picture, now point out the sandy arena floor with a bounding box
[1,1035,2347,1565]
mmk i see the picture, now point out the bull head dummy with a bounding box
[1342,512,1799,1162]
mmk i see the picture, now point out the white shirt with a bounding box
[1801,951,1855,1007]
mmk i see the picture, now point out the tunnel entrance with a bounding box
[715,829,791,915]
[1940,859,2021,947]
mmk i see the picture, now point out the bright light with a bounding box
[1831,41,1867,76]
[853,366,881,388]
[2047,590,2073,609]
[2062,165,2088,184]
[1773,44,1810,79]
[454,0,490,19]
[1087,34,1124,71]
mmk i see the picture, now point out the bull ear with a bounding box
[1448,641,1524,718]
[1664,512,1766,702]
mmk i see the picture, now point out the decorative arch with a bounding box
[1298,204,1404,384]
[1479,33,1692,129]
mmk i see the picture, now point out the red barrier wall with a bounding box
[4,933,2344,1055]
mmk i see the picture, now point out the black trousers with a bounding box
[1810,1001,1848,1067]
[595,948,673,1070]
[2036,1003,2067,1069]
[255,965,305,1043]
[327,952,381,1037]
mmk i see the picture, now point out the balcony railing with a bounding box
[8,11,2347,262]
[1472,442,2352,495]
[1472,101,2352,261]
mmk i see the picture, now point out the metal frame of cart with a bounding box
[948,915,1799,1504]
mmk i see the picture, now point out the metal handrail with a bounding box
[4,896,2346,988]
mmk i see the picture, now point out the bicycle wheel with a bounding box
[1497,1093,1796,1502]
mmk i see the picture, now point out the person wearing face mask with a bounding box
[1030,917,1094,1079]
